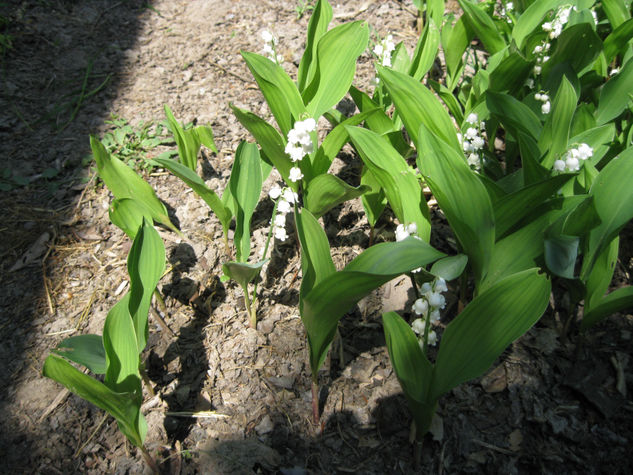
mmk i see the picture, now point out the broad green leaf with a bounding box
[429,254,468,281]
[603,18,633,63]
[429,80,464,125]
[512,0,566,48]
[90,136,179,234]
[409,18,440,81]
[426,0,444,27]
[349,86,396,135]
[102,294,141,394]
[297,0,333,92]
[431,269,550,400]
[379,67,461,152]
[417,125,495,286]
[360,167,387,228]
[230,104,293,182]
[164,105,198,171]
[109,198,149,240]
[222,260,268,290]
[311,106,384,176]
[241,51,306,136]
[195,125,218,153]
[392,42,412,74]
[545,23,602,77]
[585,236,619,312]
[486,91,541,141]
[544,234,579,278]
[382,311,436,436]
[304,174,369,218]
[230,142,262,262]
[43,355,146,448]
[442,15,471,84]
[53,334,106,375]
[581,149,633,280]
[151,157,232,236]
[582,285,633,329]
[493,174,572,238]
[603,0,631,29]
[347,126,431,241]
[126,219,165,353]
[540,76,577,168]
[301,238,445,380]
[488,51,531,94]
[596,57,633,125]
[296,207,336,299]
[303,21,369,118]
[482,195,586,290]
[457,0,505,54]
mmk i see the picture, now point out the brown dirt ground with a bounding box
[1,1,632,474]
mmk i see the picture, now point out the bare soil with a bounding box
[1,1,632,474]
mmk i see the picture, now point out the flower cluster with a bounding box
[542,5,573,39]
[261,30,283,64]
[395,222,418,242]
[553,143,593,172]
[268,185,299,241]
[497,2,513,23]
[457,113,486,170]
[532,41,551,76]
[411,277,448,348]
[535,92,551,114]
[373,34,396,67]
[285,118,316,182]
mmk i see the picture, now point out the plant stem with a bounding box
[140,446,160,474]
[251,198,279,305]
[311,380,320,424]
[243,285,257,328]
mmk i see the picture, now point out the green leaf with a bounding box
[482,195,586,290]
[164,105,196,171]
[382,311,435,435]
[602,0,631,29]
[195,125,218,153]
[90,136,179,234]
[603,18,633,63]
[512,0,566,49]
[540,76,578,169]
[409,18,440,81]
[429,254,468,281]
[486,91,541,141]
[222,260,268,290]
[102,294,141,394]
[297,0,333,92]
[360,167,387,228]
[303,21,369,119]
[488,51,532,95]
[581,149,633,280]
[431,269,550,400]
[230,142,262,262]
[442,15,471,85]
[312,106,384,176]
[429,80,464,125]
[585,236,619,312]
[545,23,602,77]
[346,126,431,241]
[457,0,505,54]
[126,218,165,353]
[544,234,579,278]
[43,355,146,448]
[596,57,633,125]
[109,198,149,239]
[52,334,106,375]
[379,67,461,152]
[230,104,293,183]
[301,238,445,380]
[582,285,633,329]
[151,157,233,236]
[295,207,336,299]
[493,174,573,239]
[241,51,306,136]
[304,174,369,218]
[417,125,495,287]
